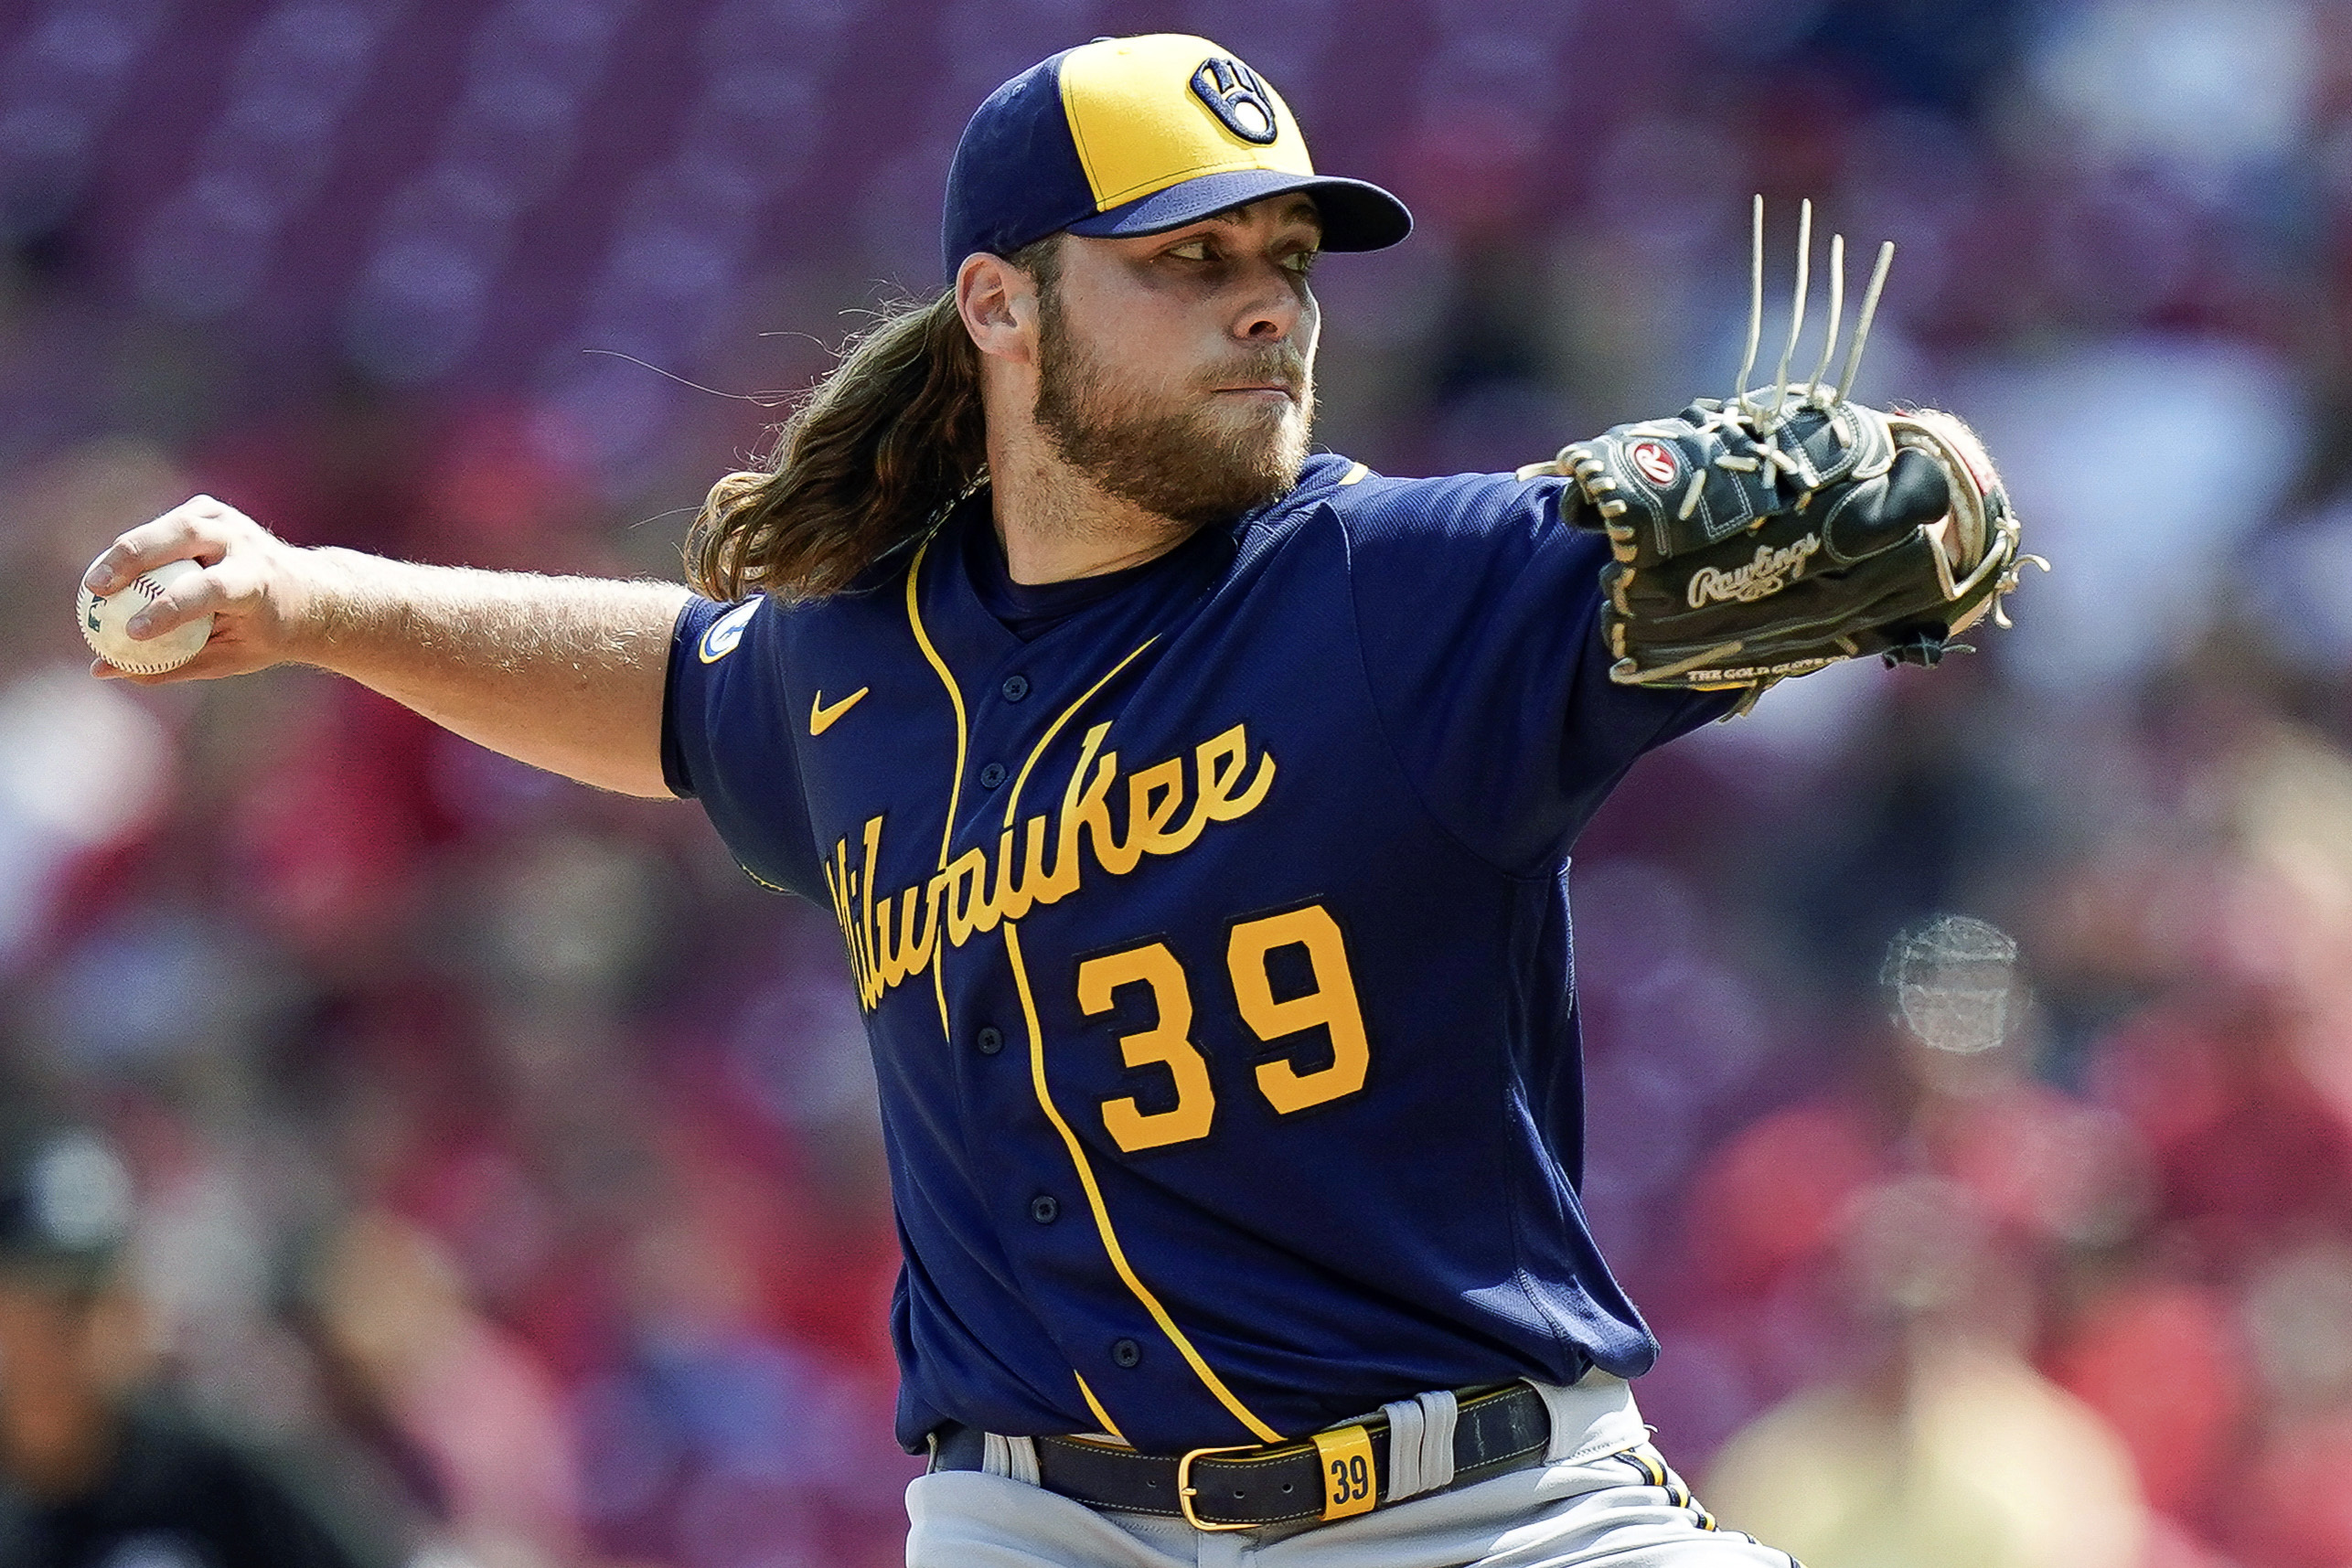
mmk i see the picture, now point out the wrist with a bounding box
[278,545,373,668]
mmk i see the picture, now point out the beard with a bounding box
[1032,293,1314,530]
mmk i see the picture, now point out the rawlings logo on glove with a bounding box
[1524,198,2046,708]
[1689,534,1822,607]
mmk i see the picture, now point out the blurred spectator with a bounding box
[307,1211,583,1568]
[0,1115,408,1568]
[1705,1179,2149,1568]
[2047,1279,2245,1536]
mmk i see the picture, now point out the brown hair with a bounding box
[684,239,1058,603]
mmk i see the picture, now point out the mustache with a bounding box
[1200,348,1310,397]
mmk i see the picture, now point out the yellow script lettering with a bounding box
[829,720,1280,1011]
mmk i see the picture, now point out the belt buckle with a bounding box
[1176,1443,1260,1532]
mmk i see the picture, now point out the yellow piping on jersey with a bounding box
[1074,1372,1128,1445]
[1004,635,1159,829]
[1337,461,1370,485]
[1004,921,1284,1444]
[905,539,969,869]
[906,537,968,1041]
[736,861,792,894]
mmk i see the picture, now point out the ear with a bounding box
[957,251,1037,367]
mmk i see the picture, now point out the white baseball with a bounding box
[78,556,213,674]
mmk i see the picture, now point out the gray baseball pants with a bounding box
[904,1372,1794,1568]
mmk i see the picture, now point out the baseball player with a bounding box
[82,34,2026,1567]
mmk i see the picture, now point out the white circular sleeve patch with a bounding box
[700,600,760,664]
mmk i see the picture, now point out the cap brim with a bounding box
[1066,168,1412,252]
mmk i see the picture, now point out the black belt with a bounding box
[927,1382,1553,1531]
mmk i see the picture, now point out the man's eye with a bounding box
[1167,240,1211,261]
[1282,250,1320,275]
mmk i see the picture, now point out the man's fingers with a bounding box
[123,557,255,639]
[87,654,175,685]
[83,515,202,593]
[82,496,234,593]
[91,640,243,685]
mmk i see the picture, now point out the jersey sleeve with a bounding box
[1337,471,1735,874]
[662,593,828,901]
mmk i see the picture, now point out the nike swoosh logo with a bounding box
[809,687,870,737]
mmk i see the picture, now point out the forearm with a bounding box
[84,496,697,800]
[296,549,690,797]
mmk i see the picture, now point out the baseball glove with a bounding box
[1527,199,2043,707]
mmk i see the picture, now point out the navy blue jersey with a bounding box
[663,453,1727,1455]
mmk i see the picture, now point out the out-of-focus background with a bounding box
[1,1,2349,1564]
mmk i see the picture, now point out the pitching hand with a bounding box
[80,496,326,684]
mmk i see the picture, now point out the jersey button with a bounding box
[978,762,1008,788]
[1001,674,1031,702]
[976,1026,1004,1055]
[1030,1194,1059,1224]
[1111,1339,1142,1369]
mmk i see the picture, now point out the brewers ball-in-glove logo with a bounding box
[1192,57,1279,143]
[1526,197,2045,703]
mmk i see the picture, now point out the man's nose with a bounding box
[1235,264,1304,341]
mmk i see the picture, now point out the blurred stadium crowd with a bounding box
[4,0,2352,1564]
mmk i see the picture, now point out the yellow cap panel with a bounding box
[1059,34,1314,210]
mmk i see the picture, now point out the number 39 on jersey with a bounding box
[1077,901,1370,1154]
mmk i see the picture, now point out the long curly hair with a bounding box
[683,240,1058,603]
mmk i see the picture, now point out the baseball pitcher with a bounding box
[82,34,2032,1567]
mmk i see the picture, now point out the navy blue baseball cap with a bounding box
[942,34,1413,280]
